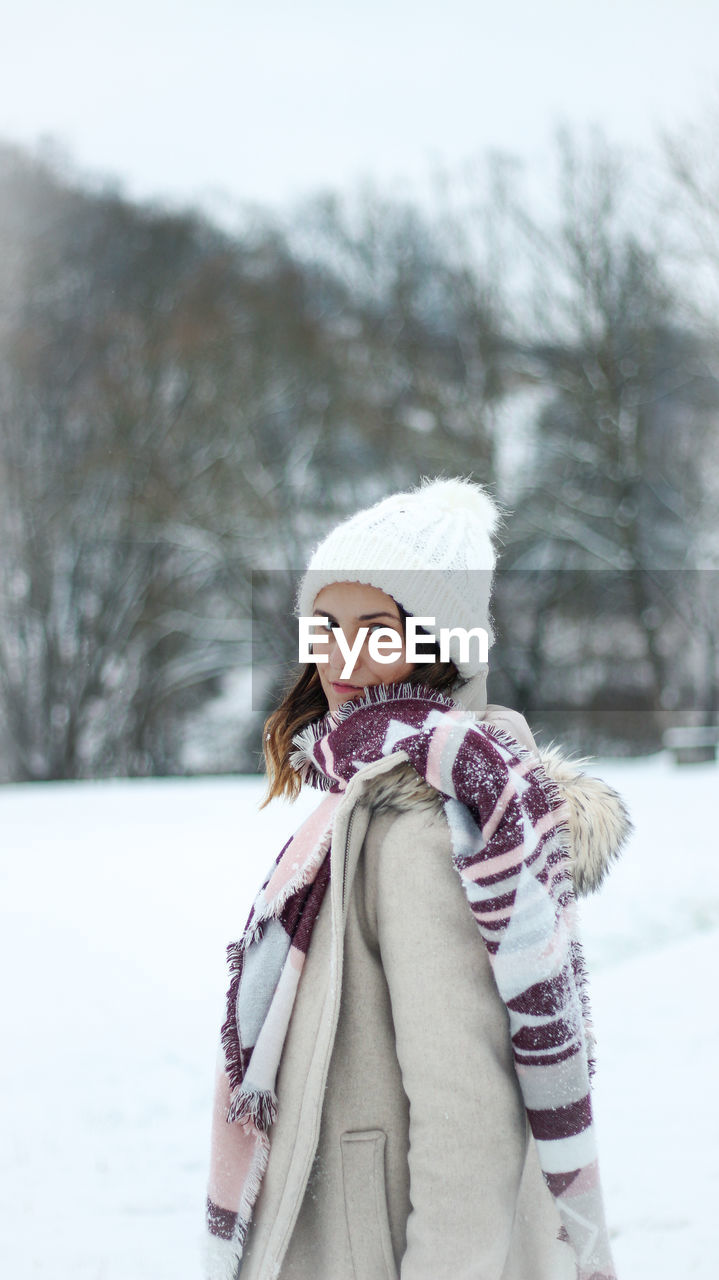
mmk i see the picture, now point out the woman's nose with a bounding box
[326,628,362,680]
[325,631,347,678]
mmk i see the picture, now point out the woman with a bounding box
[206,477,630,1280]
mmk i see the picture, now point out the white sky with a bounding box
[1,0,718,216]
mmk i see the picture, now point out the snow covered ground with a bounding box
[1,751,717,1279]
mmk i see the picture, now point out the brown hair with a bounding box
[261,609,460,807]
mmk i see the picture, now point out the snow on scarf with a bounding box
[205,683,617,1280]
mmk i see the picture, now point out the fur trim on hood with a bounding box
[537,743,633,895]
[363,745,632,897]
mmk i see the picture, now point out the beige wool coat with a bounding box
[239,692,629,1280]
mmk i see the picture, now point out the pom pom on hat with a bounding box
[295,476,503,677]
[413,475,502,521]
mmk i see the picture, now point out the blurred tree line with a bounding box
[0,124,717,781]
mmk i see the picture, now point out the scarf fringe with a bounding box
[203,1224,246,1280]
[227,1086,279,1130]
[242,916,266,947]
[329,678,458,718]
[570,937,597,1079]
[220,938,246,1099]
[288,728,334,788]
[237,1131,270,1241]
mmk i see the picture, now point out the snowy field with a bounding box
[1,751,718,1279]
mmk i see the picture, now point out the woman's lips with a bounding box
[331,682,363,692]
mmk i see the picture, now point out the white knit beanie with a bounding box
[295,476,503,678]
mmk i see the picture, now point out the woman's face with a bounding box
[312,581,415,715]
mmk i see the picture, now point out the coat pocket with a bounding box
[340,1129,397,1280]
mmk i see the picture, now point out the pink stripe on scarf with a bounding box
[481,777,519,843]
[467,806,570,883]
[264,793,340,900]
[319,735,342,785]
[559,1158,602,1198]
[480,754,544,842]
[425,708,469,789]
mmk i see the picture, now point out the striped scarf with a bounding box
[205,684,617,1280]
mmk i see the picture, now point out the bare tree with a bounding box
[0,148,250,777]
[492,128,719,742]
